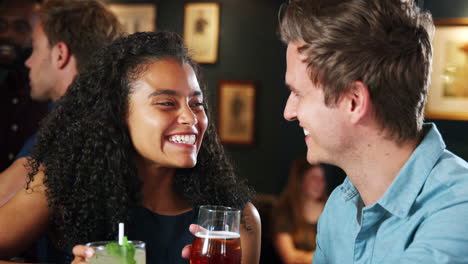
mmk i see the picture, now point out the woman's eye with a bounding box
[191,102,204,107]
[155,102,174,106]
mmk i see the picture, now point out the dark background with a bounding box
[109,0,468,195]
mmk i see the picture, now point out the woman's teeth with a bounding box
[168,135,196,144]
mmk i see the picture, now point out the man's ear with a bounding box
[344,81,371,124]
[52,41,70,69]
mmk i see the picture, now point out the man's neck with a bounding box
[51,56,78,100]
[342,133,421,206]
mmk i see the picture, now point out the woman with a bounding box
[0,32,261,264]
[273,159,327,264]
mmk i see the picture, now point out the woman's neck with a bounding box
[137,160,191,215]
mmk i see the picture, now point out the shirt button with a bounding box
[12,98,19,104]
[11,124,18,132]
[8,153,15,160]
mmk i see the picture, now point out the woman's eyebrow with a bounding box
[147,89,203,98]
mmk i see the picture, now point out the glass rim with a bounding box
[85,240,145,248]
[199,205,241,213]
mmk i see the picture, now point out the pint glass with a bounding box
[190,205,241,264]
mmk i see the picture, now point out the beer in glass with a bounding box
[190,205,241,264]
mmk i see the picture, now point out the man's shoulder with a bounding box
[429,150,468,188]
[418,150,468,209]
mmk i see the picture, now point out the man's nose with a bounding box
[283,93,298,121]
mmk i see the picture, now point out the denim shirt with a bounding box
[313,123,468,264]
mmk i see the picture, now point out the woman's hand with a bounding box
[182,203,261,264]
[71,245,95,264]
[181,224,198,259]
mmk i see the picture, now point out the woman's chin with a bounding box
[175,159,197,169]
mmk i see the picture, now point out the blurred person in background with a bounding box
[0,0,48,183]
[274,159,327,264]
[0,0,122,207]
[0,0,121,262]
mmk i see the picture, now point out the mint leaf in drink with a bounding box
[105,236,136,264]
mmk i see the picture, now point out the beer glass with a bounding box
[85,240,146,264]
[190,205,241,264]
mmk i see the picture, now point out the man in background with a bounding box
[1,1,122,261]
[280,0,468,262]
[0,0,48,172]
[0,0,122,208]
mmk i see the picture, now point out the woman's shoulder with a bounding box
[241,202,261,233]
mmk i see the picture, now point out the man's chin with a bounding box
[30,91,50,102]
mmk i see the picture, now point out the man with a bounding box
[0,0,48,172]
[0,0,122,206]
[0,0,121,262]
[0,0,121,206]
[280,0,468,263]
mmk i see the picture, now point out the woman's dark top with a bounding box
[127,206,196,264]
[33,206,195,264]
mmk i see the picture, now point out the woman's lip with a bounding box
[168,141,196,147]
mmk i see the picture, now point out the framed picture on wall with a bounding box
[217,80,256,145]
[183,2,220,64]
[426,18,468,120]
[108,4,156,34]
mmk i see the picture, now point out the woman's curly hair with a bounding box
[27,31,252,247]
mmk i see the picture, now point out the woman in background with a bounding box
[273,159,327,264]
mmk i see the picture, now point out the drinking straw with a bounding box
[118,222,124,245]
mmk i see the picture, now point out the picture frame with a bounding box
[426,18,468,120]
[217,80,256,145]
[108,4,156,34]
[183,2,220,64]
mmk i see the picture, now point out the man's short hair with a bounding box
[40,0,122,72]
[280,0,434,142]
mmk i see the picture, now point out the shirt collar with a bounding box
[340,177,359,201]
[377,123,446,218]
[340,123,446,218]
